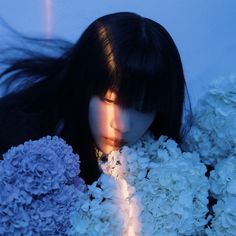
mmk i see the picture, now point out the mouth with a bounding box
[104,137,128,148]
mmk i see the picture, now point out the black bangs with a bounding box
[115,44,171,113]
[90,40,171,113]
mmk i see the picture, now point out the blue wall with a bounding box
[0,0,236,105]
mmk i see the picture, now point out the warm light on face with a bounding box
[88,90,155,154]
[89,89,153,234]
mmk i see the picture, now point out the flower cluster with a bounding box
[183,74,236,235]
[206,156,236,236]
[183,74,236,166]
[0,136,87,236]
[70,134,209,236]
[69,174,126,236]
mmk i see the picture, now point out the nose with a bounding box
[110,108,131,133]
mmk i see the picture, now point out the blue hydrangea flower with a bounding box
[0,136,87,235]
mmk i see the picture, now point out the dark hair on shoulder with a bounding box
[0,12,192,184]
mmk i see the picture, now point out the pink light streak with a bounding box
[44,0,53,38]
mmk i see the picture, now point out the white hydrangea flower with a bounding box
[184,74,236,165]
[71,134,208,236]
[209,156,236,197]
[69,174,126,236]
[69,134,209,235]
[206,196,236,236]
[206,154,236,235]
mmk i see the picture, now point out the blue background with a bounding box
[0,0,235,105]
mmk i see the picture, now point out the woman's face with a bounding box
[89,90,155,154]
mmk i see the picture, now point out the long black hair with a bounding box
[0,12,192,184]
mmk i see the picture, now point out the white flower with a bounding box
[206,196,236,236]
[183,74,236,166]
[206,152,236,235]
[209,156,236,197]
[70,134,209,236]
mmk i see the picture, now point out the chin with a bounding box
[99,144,119,155]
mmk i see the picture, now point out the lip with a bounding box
[104,137,128,147]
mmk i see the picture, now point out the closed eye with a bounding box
[103,98,115,104]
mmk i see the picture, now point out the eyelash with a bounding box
[103,98,115,104]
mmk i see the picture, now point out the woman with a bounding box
[0,12,191,184]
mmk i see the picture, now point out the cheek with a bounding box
[134,113,155,130]
[134,114,155,136]
[128,113,155,142]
